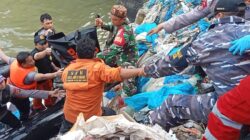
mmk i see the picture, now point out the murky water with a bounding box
[0,0,115,56]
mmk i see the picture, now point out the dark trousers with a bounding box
[11,97,30,121]
[1,110,21,128]
[59,107,116,134]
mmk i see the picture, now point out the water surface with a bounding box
[0,0,115,56]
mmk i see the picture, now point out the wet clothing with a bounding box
[97,22,138,96]
[61,58,122,123]
[146,16,250,130]
[162,0,250,34]
[31,48,55,109]
[204,76,250,140]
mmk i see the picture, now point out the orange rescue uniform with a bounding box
[62,58,122,123]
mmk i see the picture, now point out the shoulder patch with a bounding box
[114,27,125,47]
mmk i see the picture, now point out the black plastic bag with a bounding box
[47,26,100,67]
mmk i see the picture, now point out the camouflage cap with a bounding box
[110,5,127,18]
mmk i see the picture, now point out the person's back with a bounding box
[62,58,122,122]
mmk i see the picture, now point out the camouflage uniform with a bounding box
[144,16,250,130]
[97,22,139,96]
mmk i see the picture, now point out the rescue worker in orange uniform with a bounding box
[0,49,63,121]
[31,34,60,111]
[59,37,145,134]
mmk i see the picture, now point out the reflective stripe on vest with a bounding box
[204,127,217,140]
[212,103,243,130]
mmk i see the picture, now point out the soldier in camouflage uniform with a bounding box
[143,4,250,130]
[95,5,139,96]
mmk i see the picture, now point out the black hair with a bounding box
[16,51,31,65]
[40,13,52,22]
[76,36,96,59]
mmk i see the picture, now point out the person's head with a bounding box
[0,75,6,90]
[245,0,250,5]
[214,0,246,18]
[110,5,127,26]
[16,52,35,68]
[34,34,48,50]
[40,13,53,30]
[76,36,96,59]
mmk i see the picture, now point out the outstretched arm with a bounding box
[0,49,15,64]
[9,85,65,99]
[120,68,145,80]
[33,68,63,82]
[148,1,216,35]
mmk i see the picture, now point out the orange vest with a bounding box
[10,60,37,90]
[62,58,122,123]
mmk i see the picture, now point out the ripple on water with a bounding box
[0,28,33,37]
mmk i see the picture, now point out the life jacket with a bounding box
[10,60,37,90]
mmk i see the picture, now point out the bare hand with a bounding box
[44,29,53,36]
[148,27,160,36]
[138,67,146,77]
[45,48,52,56]
[49,89,66,98]
[55,68,63,77]
[95,18,103,27]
